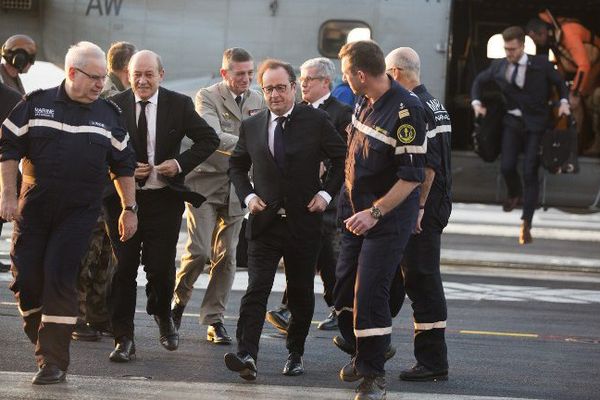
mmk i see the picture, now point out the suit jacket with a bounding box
[319,95,352,142]
[471,54,569,133]
[184,81,265,215]
[229,103,346,240]
[111,87,220,207]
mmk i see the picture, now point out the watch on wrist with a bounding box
[123,204,138,214]
[369,205,383,220]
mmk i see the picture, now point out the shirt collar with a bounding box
[135,89,159,105]
[54,80,92,108]
[229,90,243,102]
[371,76,398,111]
[270,104,295,123]
[516,53,528,66]
[311,92,331,109]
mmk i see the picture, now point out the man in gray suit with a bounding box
[172,48,265,344]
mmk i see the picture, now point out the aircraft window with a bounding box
[486,34,536,59]
[2,0,33,10]
[319,20,371,58]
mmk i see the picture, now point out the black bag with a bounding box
[541,117,579,174]
[472,102,504,162]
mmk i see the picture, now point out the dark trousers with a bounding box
[105,188,184,340]
[236,217,319,360]
[398,190,451,371]
[10,183,98,370]
[500,115,542,224]
[334,195,418,377]
[280,208,338,307]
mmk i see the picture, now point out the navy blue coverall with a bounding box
[334,78,426,377]
[0,82,135,371]
[395,84,452,373]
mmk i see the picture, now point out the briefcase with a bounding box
[472,102,503,162]
[541,116,579,174]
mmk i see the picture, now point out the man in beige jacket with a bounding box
[173,48,265,344]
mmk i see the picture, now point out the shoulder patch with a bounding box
[105,98,122,115]
[399,109,410,119]
[25,88,44,100]
[397,124,416,144]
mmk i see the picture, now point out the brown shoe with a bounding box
[519,221,533,245]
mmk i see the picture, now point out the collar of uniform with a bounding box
[371,76,398,111]
[134,88,159,105]
[109,72,125,92]
[412,84,427,95]
[54,80,92,109]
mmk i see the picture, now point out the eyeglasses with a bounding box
[299,76,325,84]
[262,83,293,95]
[75,67,107,82]
[385,67,402,74]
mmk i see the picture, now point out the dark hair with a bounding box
[525,18,550,34]
[338,40,385,76]
[107,41,136,72]
[257,58,296,86]
[222,47,253,70]
[502,26,525,43]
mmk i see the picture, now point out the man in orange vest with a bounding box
[527,9,600,156]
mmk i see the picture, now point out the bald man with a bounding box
[0,34,37,94]
[106,50,219,362]
[385,47,451,382]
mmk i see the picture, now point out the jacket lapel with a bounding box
[255,110,279,170]
[218,82,242,121]
[155,87,171,164]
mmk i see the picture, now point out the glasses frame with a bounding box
[262,81,295,95]
[299,75,326,84]
[75,67,107,82]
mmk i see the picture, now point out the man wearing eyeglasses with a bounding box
[105,50,219,363]
[172,48,265,345]
[225,59,346,380]
[0,41,137,384]
[266,57,351,334]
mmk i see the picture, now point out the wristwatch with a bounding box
[369,205,383,220]
[123,204,138,214]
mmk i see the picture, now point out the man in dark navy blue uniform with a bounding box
[334,40,426,400]
[0,41,137,385]
[386,47,452,382]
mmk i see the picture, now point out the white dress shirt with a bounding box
[310,92,331,109]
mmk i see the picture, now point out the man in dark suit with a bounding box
[471,26,570,244]
[266,57,351,333]
[0,82,21,273]
[225,59,346,380]
[106,50,219,362]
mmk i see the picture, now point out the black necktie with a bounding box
[510,63,519,87]
[137,100,149,163]
[273,116,286,171]
[235,95,242,107]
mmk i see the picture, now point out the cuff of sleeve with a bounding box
[560,98,569,105]
[317,190,332,205]
[471,99,482,107]
[174,159,183,173]
[244,193,257,207]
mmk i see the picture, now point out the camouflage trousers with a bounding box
[77,219,115,325]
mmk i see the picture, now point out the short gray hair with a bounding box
[386,47,421,77]
[64,41,105,73]
[300,57,336,82]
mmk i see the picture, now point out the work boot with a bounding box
[519,221,533,245]
[502,196,521,212]
[72,321,100,342]
[355,375,386,400]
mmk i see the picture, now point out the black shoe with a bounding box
[333,336,396,360]
[32,363,66,385]
[207,322,232,345]
[224,352,257,381]
[339,360,362,382]
[399,363,448,381]
[172,303,185,331]
[0,261,10,273]
[355,376,386,400]
[89,321,113,337]
[72,322,100,342]
[282,352,304,376]
[154,315,179,351]
[109,336,135,362]
[317,307,338,330]
[265,305,290,334]
[502,196,521,212]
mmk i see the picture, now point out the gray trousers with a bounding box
[174,195,243,325]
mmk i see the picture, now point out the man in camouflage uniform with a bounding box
[73,42,137,340]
